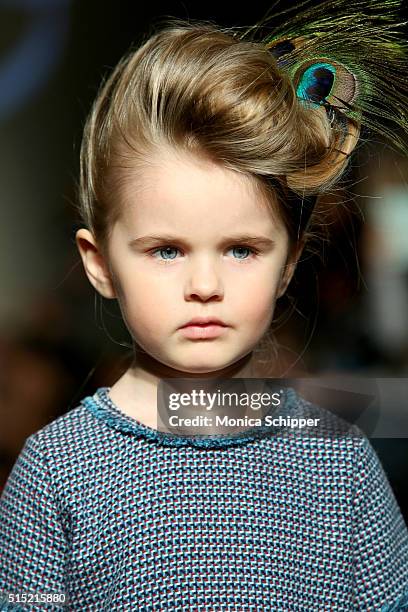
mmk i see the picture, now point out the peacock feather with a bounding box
[239,0,408,157]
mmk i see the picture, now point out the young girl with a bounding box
[1,1,408,610]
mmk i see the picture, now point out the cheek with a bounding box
[119,272,179,333]
[242,289,277,326]
[229,267,282,323]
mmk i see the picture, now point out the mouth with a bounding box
[179,319,229,340]
[180,317,228,328]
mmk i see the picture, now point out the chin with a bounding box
[169,354,242,375]
[169,362,225,375]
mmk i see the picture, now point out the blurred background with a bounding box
[0,0,407,518]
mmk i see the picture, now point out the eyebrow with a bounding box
[128,234,276,249]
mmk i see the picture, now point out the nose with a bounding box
[184,257,224,302]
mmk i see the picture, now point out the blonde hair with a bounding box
[78,18,360,254]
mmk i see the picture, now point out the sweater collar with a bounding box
[81,385,299,449]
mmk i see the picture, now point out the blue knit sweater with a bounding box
[1,386,408,611]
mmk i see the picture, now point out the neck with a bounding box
[132,349,256,379]
[107,350,258,428]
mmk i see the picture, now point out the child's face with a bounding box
[79,151,299,374]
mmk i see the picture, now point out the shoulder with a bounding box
[278,389,382,483]
[27,400,102,453]
[17,393,119,483]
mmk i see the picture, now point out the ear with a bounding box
[277,240,305,299]
[75,229,116,299]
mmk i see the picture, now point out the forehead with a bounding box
[118,150,285,236]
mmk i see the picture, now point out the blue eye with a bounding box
[229,246,253,259]
[152,246,180,260]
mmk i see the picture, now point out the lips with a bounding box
[178,317,229,340]
[180,317,228,328]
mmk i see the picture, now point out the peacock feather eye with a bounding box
[296,62,335,105]
[293,58,358,111]
[267,36,359,114]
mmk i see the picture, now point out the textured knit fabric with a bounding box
[1,386,408,611]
